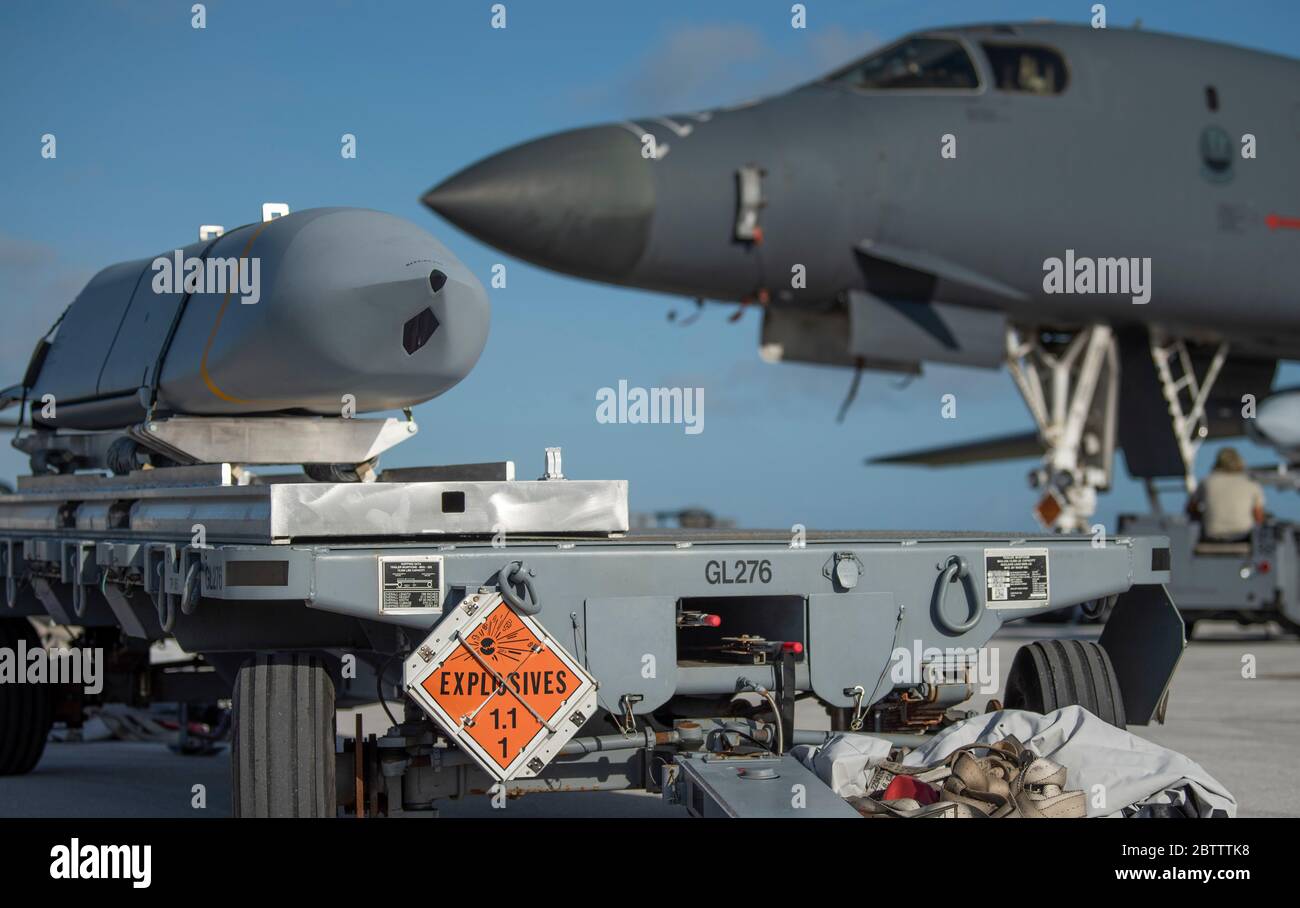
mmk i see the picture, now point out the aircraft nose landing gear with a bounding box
[1007,324,1118,532]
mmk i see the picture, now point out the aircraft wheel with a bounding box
[0,618,54,775]
[1003,639,1127,729]
[232,653,336,817]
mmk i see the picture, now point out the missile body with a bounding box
[30,208,489,430]
[1249,389,1300,461]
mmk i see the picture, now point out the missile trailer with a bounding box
[0,210,1185,817]
[0,454,1184,816]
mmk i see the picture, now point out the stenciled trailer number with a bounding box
[705,559,773,585]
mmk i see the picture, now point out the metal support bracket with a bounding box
[2,539,24,608]
[65,540,98,619]
[1099,583,1185,725]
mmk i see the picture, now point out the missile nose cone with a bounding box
[1253,390,1300,451]
[423,125,653,283]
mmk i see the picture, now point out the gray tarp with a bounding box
[792,706,1235,817]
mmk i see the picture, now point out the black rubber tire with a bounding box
[106,437,141,476]
[1003,639,1127,729]
[231,653,336,817]
[0,618,54,775]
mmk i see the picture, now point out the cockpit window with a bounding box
[824,37,980,90]
[982,44,1068,94]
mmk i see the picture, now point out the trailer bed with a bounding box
[0,461,1185,816]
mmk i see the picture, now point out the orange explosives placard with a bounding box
[405,592,598,781]
[422,609,577,769]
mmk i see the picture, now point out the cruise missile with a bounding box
[1248,389,1300,463]
[4,207,490,432]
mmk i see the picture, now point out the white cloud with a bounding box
[0,234,90,363]
[0,233,57,269]
[612,22,879,113]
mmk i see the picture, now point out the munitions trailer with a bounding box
[0,453,1183,817]
[1119,512,1300,636]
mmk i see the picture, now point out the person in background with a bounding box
[1187,447,1266,541]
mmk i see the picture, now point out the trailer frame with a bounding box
[0,457,1183,816]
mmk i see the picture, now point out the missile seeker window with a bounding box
[825,37,980,90]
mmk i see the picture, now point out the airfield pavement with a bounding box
[0,620,1295,818]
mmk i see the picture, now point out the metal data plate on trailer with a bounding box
[378,554,445,616]
[403,592,599,783]
[984,546,1050,608]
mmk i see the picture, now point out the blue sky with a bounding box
[2,0,1298,531]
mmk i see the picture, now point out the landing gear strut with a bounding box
[1006,325,1229,532]
[1006,325,1118,532]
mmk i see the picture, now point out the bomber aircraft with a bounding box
[423,22,1300,530]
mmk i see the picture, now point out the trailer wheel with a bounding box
[0,618,54,775]
[232,653,336,817]
[1003,639,1127,729]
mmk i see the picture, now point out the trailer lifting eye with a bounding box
[497,561,540,615]
[932,555,982,635]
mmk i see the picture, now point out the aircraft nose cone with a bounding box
[422,125,653,283]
